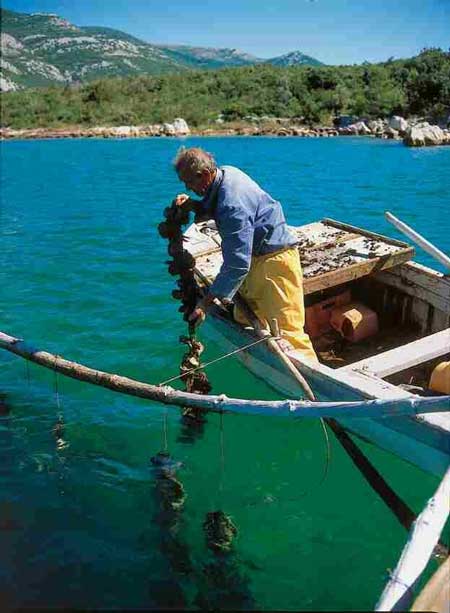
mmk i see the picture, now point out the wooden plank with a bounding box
[375,270,450,313]
[411,555,450,612]
[303,246,415,294]
[323,218,411,248]
[300,231,361,251]
[339,329,450,378]
[432,309,450,334]
[375,261,450,312]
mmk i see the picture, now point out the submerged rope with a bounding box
[162,407,168,452]
[53,356,61,411]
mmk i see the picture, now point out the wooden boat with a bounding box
[184,218,450,479]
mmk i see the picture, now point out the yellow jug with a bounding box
[429,361,450,394]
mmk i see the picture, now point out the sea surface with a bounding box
[1,136,449,611]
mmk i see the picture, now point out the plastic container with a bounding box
[429,362,450,394]
[305,290,351,338]
[330,301,379,343]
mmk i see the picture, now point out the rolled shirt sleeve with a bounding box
[209,203,254,301]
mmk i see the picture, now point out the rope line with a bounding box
[219,409,225,499]
[158,334,277,386]
[318,417,331,487]
[25,359,30,387]
[53,356,61,411]
[162,407,168,452]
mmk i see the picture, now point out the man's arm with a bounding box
[209,204,255,301]
[188,203,254,327]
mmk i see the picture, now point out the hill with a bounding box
[0,8,323,91]
[1,48,449,129]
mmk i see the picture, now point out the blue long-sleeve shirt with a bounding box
[199,166,298,300]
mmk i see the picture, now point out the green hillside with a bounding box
[2,48,449,129]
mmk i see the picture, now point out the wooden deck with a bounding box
[191,218,415,295]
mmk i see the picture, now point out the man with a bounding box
[173,147,317,362]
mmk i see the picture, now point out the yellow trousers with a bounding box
[233,247,318,362]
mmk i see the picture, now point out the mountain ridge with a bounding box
[0,8,323,91]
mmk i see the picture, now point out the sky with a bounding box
[2,0,449,65]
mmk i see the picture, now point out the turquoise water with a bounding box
[1,136,449,610]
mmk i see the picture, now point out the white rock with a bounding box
[24,59,67,82]
[367,119,385,132]
[404,124,445,147]
[0,75,20,91]
[389,116,408,132]
[163,123,177,136]
[112,126,133,136]
[358,121,371,135]
[385,126,399,139]
[79,60,113,76]
[172,118,190,135]
[0,59,21,75]
[348,121,371,135]
[1,33,24,56]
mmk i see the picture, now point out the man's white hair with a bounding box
[174,147,217,175]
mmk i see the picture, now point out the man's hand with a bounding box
[188,305,207,329]
[174,193,191,207]
[188,294,218,328]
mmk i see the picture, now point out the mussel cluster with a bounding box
[52,414,69,451]
[203,510,238,553]
[179,335,211,422]
[158,199,212,422]
[150,450,186,514]
[158,201,197,322]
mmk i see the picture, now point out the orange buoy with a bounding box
[330,302,379,343]
[429,361,450,394]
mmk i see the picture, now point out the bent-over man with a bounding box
[173,147,317,363]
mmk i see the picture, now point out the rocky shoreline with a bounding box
[1,115,449,147]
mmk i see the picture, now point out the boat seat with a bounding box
[339,329,450,378]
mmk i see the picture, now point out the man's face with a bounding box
[177,164,214,197]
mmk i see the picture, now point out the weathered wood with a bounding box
[375,261,450,313]
[303,247,415,294]
[411,555,450,612]
[298,229,361,252]
[192,219,415,296]
[375,467,450,611]
[340,329,450,378]
[1,331,449,418]
[323,217,411,248]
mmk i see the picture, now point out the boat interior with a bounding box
[307,275,450,395]
[186,217,450,398]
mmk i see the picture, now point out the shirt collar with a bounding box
[201,167,223,212]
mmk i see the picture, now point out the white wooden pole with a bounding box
[1,331,449,418]
[385,211,450,271]
[375,466,450,611]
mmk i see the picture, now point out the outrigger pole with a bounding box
[0,331,449,418]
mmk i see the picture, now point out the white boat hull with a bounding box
[207,313,450,477]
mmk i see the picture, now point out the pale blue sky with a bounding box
[2,0,449,65]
